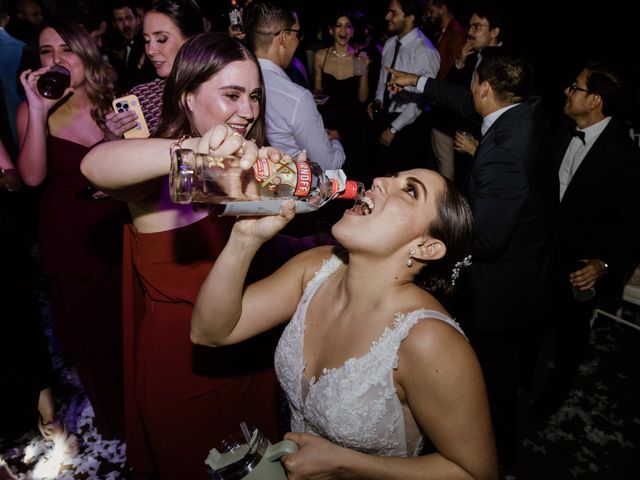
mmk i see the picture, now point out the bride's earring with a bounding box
[406,248,416,268]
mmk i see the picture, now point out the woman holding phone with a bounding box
[104,0,205,137]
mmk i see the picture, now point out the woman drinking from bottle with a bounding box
[17,19,128,442]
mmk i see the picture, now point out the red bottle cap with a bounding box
[337,180,360,200]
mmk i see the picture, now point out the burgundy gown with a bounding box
[123,215,279,479]
[40,135,129,439]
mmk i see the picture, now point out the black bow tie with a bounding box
[572,129,586,144]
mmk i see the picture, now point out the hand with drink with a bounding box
[19,65,74,114]
[454,129,478,156]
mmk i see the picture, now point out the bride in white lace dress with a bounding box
[191,166,498,480]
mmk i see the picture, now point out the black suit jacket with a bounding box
[107,34,156,95]
[422,78,558,333]
[555,119,640,302]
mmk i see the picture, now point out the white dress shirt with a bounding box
[559,117,611,201]
[375,28,440,131]
[258,58,345,171]
[480,103,519,136]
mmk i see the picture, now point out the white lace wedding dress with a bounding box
[274,255,466,456]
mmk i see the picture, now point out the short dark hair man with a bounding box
[387,49,558,468]
[531,61,640,416]
[107,1,154,94]
[244,0,345,171]
[367,0,440,175]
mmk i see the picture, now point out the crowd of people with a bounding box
[1,0,639,479]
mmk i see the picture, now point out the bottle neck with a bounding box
[336,180,365,200]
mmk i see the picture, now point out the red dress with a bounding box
[123,215,279,479]
[40,135,129,439]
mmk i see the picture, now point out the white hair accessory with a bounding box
[451,255,472,286]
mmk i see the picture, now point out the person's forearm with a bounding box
[81,137,199,197]
[335,449,491,480]
[17,108,48,186]
[358,74,369,103]
[390,104,421,132]
[190,228,262,346]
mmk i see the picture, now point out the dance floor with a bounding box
[1,291,638,479]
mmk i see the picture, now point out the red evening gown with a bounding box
[39,135,129,439]
[123,215,279,479]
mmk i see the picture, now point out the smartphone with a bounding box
[112,94,150,139]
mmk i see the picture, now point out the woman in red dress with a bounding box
[81,33,279,479]
[17,20,128,441]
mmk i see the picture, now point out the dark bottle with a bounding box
[37,65,71,100]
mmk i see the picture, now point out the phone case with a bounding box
[112,94,150,139]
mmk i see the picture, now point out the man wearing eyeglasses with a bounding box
[452,4,504,87]
[244,0,345,172]
[531,61,640,417]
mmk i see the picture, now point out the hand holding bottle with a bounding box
[193,124,282,170]
[170,127,364,215]
[19,67,74,115]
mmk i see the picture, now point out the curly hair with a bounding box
[42,19,114,123]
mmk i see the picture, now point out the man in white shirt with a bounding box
[244,0,345,171]
[531,61,640,417]
[367,0,439,174]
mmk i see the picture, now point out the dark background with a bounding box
[200,0,639,128]
[7,0,640,128]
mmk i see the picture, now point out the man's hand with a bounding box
[379,127,395,147]
[570,259,607,291]
[326,129,340,141]
[366,99,382,120]
[455,39,475,69]
[384,67,419,95]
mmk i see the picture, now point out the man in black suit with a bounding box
[531,61,640,415]
[387,50,558,469]
[107,1,154,94]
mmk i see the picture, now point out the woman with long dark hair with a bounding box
[104,0,206,137]
[81,33,278,479]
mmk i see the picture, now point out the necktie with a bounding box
[572,129,586,144]
[382,39,402,111]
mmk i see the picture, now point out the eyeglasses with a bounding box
[568,82,590,94]
[275,28,304,41]
[468,23,490,31]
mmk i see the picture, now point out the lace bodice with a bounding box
[274,255,466,456]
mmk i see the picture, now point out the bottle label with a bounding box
[252,157,305,197]
[294,160,312,197]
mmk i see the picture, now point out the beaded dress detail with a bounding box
[274,255,466,456]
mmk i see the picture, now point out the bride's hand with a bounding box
[232,200,296,244]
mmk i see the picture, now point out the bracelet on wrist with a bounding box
[169,135,190,157]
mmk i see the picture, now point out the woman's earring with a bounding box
[406,248,416,268]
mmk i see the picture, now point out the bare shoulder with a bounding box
[397,303,475,377]
[314,48,328,59]
[284,244,342,286]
